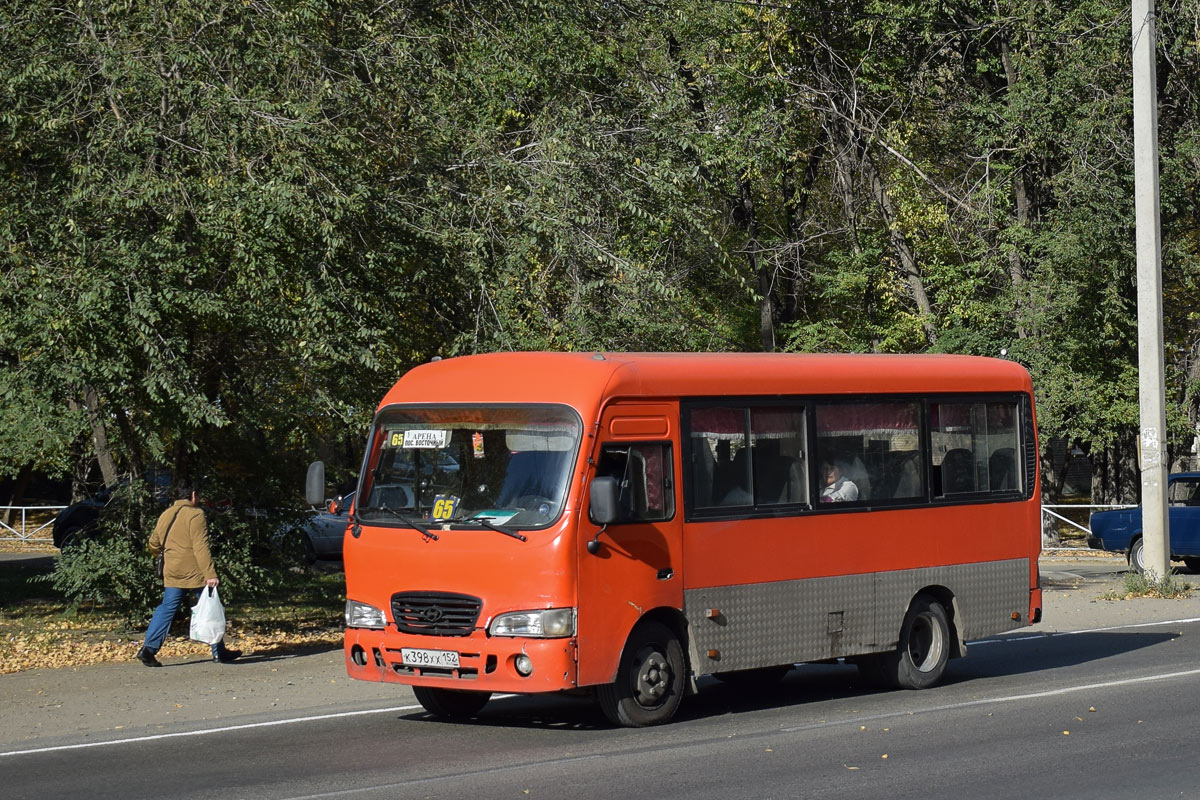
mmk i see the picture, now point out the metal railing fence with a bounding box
[0,506,65,545]
[1043,503,1135,535]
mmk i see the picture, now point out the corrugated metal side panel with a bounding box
[685,559,1029,676]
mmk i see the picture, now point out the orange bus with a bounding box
[307,352,1042,726]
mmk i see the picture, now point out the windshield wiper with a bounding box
[363,504,438,540]
[470,516,527,542]
[437,514,528,542]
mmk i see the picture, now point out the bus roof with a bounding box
[379,352,1034,410]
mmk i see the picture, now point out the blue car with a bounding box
[1088,472,1200,573]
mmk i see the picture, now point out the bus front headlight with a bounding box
[489,607,576,638]
[344,599,387,629]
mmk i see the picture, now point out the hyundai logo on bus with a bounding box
[420,607,445,623]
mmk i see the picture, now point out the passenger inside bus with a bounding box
[820,461,859,503]
[840,455,871,501]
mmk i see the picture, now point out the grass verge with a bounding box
[1100,569,1195,600]
[0,554,344,674]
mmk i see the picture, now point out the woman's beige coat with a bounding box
[148,500,216,589]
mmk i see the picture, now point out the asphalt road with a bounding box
[5,557,1200,800]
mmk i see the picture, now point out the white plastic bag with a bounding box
[190,586,227,645]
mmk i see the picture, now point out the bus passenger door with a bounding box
[576,403,685,687]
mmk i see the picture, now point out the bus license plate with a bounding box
[401,648,460,669]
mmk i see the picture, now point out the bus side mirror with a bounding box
[590,476,619,525]
[306,461,326,506]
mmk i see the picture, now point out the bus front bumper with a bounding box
[344,628,578,694]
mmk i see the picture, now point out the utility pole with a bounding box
[1132,0,1170,578]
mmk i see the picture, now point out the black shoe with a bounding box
[136,647,162,668]
[212,648,242,664]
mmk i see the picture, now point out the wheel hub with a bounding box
[633,647,671,706]
[908,614,945,672]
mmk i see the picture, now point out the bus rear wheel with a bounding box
[412,687,491,719]
[597,621,685,727]
[871,595,950,690]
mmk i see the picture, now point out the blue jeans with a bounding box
[142,586,228,658]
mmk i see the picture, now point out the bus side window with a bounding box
[721,447,751,505]
[750,407,807,506]
[595,443,675,523]
[931,400,1022,498]
[814,401,921,504]
[988,448,1017,491]
[688,407,748,509]
[940,448,976,494]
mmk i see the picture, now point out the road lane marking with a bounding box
[971,615,1200,645]
[5,615,1200,759]
[779,665,1200,732]
[0,700,475,758]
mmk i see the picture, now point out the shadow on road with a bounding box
[393,627,1182,730]
[952,628,1176,680]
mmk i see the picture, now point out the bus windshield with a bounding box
[357,404,582,530]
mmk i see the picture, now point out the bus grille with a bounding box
[390,592,482,637]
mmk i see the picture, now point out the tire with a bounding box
[1129,537,1146,574]
[56,524,83,551]
[1183,557,1200,574]
[854,654,889,686]
[412,687,492,719]
[597,621,685,727]
[874,595,951,690]
[713,664,792,688]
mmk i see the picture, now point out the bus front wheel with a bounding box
[870,595,950,690]
[597,621,685,727]
[412,687,491,719]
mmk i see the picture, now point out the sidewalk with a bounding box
[4,551,1200,752]
[1032,550,1200,633]
[0,642,407,752]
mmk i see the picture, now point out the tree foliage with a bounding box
[1,0,1199,508]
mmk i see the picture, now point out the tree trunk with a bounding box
[1092,435,1140,505]
[999,30,1032,340]
[68,386,119,488]
[862,150,937,344]
[2,463,33,528]
[781,145,824,325]
[738,178,774,353]
[829,135,880,351]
